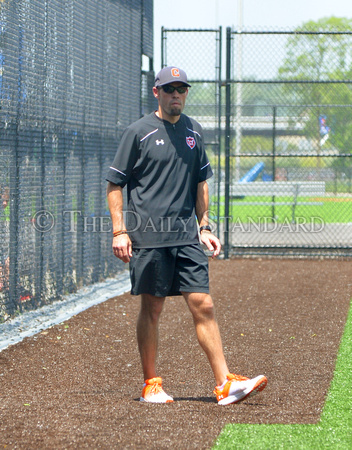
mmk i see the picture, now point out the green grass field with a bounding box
[211,196,352,224]
[213,298,352,449]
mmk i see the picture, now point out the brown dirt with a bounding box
[0,258,351,449]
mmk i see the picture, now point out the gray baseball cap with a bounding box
[154,66,191,87]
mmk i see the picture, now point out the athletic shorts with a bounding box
[129,243,209,297]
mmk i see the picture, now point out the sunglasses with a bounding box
[160,85,188,94]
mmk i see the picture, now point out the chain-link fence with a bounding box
[0,0,154,321]
[161,27,223,233]
[162,27,352,258]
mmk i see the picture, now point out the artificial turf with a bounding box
[213,298,352,449]
[212,196,351,224]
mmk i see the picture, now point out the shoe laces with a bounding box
[149,382,163,395]
[213,373,249,396]
[227,373,249,382]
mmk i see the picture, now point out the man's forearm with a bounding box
[106,182,125,232]
[196,181,210,227]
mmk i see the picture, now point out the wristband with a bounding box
[113,230,128,237]
[199,225,212,233]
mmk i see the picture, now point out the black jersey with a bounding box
[106,112,213,248]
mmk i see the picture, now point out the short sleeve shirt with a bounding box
[106,112,213,248]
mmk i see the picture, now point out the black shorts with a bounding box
[129,243,209,297]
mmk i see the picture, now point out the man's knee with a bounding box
[140,294,165,323]
[183,292,215,319]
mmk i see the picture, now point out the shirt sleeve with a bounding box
[106,126,139,187]
[199,159,213,182]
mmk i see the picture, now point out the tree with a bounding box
[278,17,352,155]
[279,17,352,84]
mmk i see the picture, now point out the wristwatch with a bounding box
[199,225,212,233]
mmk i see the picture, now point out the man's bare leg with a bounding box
[182,291,229,386]
[137,293,165,380]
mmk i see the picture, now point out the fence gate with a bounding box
[162,27,352,258]
[161,27,223,236]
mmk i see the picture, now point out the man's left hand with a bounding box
[200,231,221,258]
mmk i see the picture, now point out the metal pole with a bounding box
[272,106,276,221]
[234,0,243,181]
[9,0,21,313]
[38,0,49,305]
[216,26,222,239]
[224,27,232,259]
[140,0,144,117]
[161,26,165,67]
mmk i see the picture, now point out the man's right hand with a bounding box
[112,234,133,263]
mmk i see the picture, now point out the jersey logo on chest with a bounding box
[186,136,196,149]
[156,139,165,145]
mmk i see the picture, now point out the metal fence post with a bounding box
[161,26,165,67]
[216,26,222,239]
[224,27,232,259]
[9,1,22,314]
[272,105,276,221]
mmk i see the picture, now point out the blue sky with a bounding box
[153,0,352,70]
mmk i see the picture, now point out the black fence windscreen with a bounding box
[0,0,154,321]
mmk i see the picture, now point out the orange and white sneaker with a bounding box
[140,377,174,403]
[214,373,267,405]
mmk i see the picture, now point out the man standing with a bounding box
[106,66,267,405]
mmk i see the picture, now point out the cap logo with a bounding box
[171,68,180,78]
[186,137,196,149]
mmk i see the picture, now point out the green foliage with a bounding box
[185,82,218,117]
[279,17,352,82]
[239,136,273,154]
[278,17,352,155]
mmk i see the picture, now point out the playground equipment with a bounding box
[239,162,265,183]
